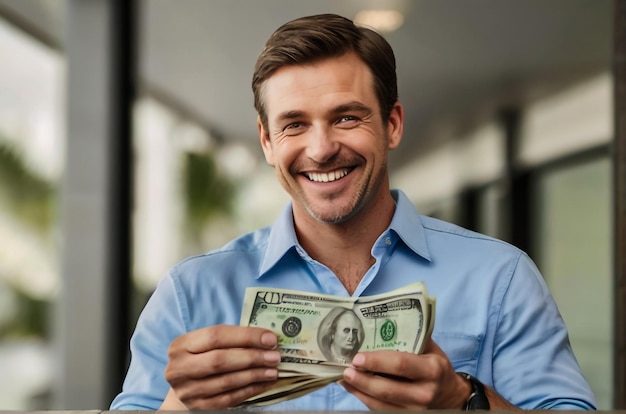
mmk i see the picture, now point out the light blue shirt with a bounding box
[111,189,596,410]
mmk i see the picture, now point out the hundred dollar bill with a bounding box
[239,282,436,407]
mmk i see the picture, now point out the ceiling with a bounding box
[0,0,613,171]
[139,0,612,169]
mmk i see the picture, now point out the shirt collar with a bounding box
[258,189,432,278]
[388,189,432,262]
[258,202,299,277]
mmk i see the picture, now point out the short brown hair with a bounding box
[252,14,398,130]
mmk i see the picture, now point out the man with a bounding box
[318,308,364,364]
[111,14,596,410]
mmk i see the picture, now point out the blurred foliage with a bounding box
[0,287,49,339]
[183,151,235,239]
[0,140,55,339]
[0,142,235,339]
[0,142,56,235]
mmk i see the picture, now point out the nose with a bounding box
[305,125,340,163]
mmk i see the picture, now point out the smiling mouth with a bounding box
[304,168,351,183]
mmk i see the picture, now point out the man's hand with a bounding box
[160,325,281,410]
[341,339,472,410]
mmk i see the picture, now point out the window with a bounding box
[532,155,612,408]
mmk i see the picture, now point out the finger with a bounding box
[180,378,278,410]
[172,325,277,354]
[166,347,281,382]
[174,366,278,405]
[343,366,434,407]
[350,349,442,381]
[340,380,406,411]
[213,380,279,409]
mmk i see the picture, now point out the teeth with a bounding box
[306,169,349,183]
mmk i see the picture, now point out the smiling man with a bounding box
[110,14,596,411]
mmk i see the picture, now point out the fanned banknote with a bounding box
[238,282,436,407]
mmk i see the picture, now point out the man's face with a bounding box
[258,52,403,225]
[332,311,361,354]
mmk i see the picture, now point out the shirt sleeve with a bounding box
[110,272,187,410]
[491,252,596,409]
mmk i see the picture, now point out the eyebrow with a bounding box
[275,110,305,124]
[330,102,372,116]
[275,102,373,123]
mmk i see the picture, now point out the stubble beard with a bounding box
[286,133,391,225]
[302,159,387,225]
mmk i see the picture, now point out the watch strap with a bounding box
[457,372,490,410]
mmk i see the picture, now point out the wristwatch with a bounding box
[457,372,490,410]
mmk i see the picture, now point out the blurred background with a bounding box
[0,0,619,410]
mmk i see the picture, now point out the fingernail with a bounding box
[261,332,277,348]
[264,368,278,379]
[264,350,281,364]
[351,353,365,366]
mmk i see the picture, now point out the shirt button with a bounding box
[385,237,391,245]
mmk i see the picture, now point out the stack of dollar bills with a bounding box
[239,282,436,407]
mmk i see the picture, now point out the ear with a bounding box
[386,101,404,150]
[258,116,275,166]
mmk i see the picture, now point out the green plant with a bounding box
[0,142,55,234]
[183,151,235,239]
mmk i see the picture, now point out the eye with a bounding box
[338,115,356,122]
[335,115,360,127]
[285,122,302,130]
[282,122,306,136]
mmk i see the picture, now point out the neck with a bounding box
[293,190,396,293]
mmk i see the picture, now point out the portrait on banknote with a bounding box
[317,307,365,364]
